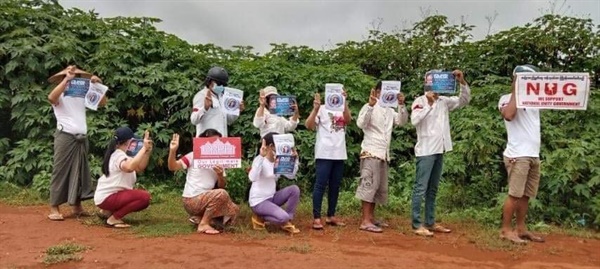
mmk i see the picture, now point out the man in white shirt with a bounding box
[498,65,545,244]
[355,82,408,233]
[410,70,470,237]
[190,66,244,137]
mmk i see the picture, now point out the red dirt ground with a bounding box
[1,204,599,269]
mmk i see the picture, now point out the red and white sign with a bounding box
[516,72,590,110]
[192,137,242,169]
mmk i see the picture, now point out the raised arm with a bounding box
[393,93,408,126]
[305,93,321,131]
[48,66,76,105]
[357,89,378,129]
[248,155,265,182]
[446,70,471,111]
[167,134,184,171]
[411,96,433,126]
[133,131,153,173]
[253,92,268,129]
[190,90,210,125]
[500,79,518,121]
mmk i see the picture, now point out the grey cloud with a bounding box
[59,0,600,53]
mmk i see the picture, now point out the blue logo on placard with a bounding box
[64,78,90,98]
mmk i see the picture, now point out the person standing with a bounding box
[355,82,408,233]
[190,66,244,138]
[410,69,470,237]
[498,65,545,244]
[305,90,351,230]
[47,65,107,221]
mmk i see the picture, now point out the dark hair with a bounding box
[375,81,383,91]
[255,132,278,156]
[101,136,131,177]
[199,129,222,138]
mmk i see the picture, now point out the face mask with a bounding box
[213,84,225,95]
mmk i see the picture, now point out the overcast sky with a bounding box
[58,0,599,53]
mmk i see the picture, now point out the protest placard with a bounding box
[84,82,108,111]
[426,71,456,94]
[193,137,242,169]
[273,134,296,175]
[269,95,296,116]
[64,78,90,98]
[515,72,590,110]
[126,138,143,157]
[379,81,401,108]
[220,87,244,116]
[325,83,344,112]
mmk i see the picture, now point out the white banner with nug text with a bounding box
[516,72,590,110]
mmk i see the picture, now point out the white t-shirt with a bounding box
[179,152,219,198]
[314,108,347,160]
[498,94,541,158]
[52,91,87,135]
[94,150,137,205]
[248,155,299,207]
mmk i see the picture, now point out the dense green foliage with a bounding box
[0,0,598,228]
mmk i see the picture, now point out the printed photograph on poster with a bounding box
[220,87,244,116]
[64,78,90,98]
[379,81,401,108]
[85,82,108,111]
[427,71,456,94]
[193,137,242,169]
[273,134,294,156]
[269,95,296,116]
[515,72,590,110]
[274,155,297,175]
[126,138,143,157]
[325,83,344,112]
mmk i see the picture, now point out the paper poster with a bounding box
[515,72,590,110]
[273,134,296,175]
[64,78,90,98]
[325,83,345,112]
[274,155,297,175]
[193,137,242,169]
[84,83,108,111]
[379,81,401,108]
[425,71,456,94]
[126,138,143,157]
[220,87,244,116]
[268,95,296,116]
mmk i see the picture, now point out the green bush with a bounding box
[0,0,598,229]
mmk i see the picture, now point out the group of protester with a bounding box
[45,64,545,243]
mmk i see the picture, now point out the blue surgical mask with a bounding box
[213,84,225,95]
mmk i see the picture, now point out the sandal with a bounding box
[281,222,300,234]
[359,224,383,233]
[414,226,434,237]
[48,213,64,221]
[198,228,221,235]
[373,220,389,228]
[106,220,131,228]
[519,231,545,243]
[313,220,323,230]
[426,224,451,233]
[251,214,266,230]
[188,216,200,225]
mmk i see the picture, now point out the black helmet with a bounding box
[206,66,229,86]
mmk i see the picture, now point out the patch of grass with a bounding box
[278,242,312,254]
[0,182,45,205]
[43,242,89,265]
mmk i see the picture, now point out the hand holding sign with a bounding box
[213,165,224,177]
[453,69,466,85]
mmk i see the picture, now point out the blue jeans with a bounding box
[312,159,345,219]
[411,154,444,229]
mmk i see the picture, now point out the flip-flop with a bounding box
[106,220,131,228]
[188,216,199,225]
[519,232,545,243]
[359,225,383,233]
[48,213,64,221]
[312,222,324,230]
[198,228,220,235]
[500,233,527,244]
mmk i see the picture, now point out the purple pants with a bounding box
[251,185,300,225]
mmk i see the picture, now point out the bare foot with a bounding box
[197,224,220,235]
